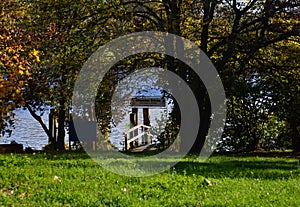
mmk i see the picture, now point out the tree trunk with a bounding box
[291,125,300,152]
[189,90,211,154]
[57,99,66,150]
[188,1,215,154]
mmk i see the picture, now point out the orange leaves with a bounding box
[0,0,42,132]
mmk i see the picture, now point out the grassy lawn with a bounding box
[0,151,299,206]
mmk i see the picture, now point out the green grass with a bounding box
[0,152,299,206]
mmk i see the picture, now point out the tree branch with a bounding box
[25,103,53,141]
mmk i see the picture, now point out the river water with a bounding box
[0,108,167,150]
[0,109,50,150]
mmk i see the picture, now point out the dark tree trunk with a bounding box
[57,99,66,150]
[200,1,216,54]
[291,125,300,152]
[288,97,300,152]
[154,0,216,153]
[247,135,260,152]
[189,89,211,154]
[188,1,215,154]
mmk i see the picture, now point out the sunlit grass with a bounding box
[0,152,299,206]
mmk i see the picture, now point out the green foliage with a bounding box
[220,38,300,152]
[151,110,179,151]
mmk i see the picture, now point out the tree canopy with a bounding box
[1,0,299,152]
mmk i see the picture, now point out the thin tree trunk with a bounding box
[57,99,66,150]
[291,125,300,152]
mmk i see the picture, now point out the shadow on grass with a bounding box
[5,151,299,180]
[172,158,299,180]
[13,150,92,160]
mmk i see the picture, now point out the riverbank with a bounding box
[0,152,299,206]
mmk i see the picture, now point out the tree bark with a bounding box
[57,99,66,150]
[291,124,300,152]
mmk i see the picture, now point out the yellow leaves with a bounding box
[0,0,37,126]
[31,49,40,62]
[6,47,16,54]
[18,65,26,75]
[32,49,39,57]
[194,40,201,46]
[25,70,30,76]
[15,88,21,94]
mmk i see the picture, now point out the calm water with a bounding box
[0,108,167,150]
[0,109,50,150]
